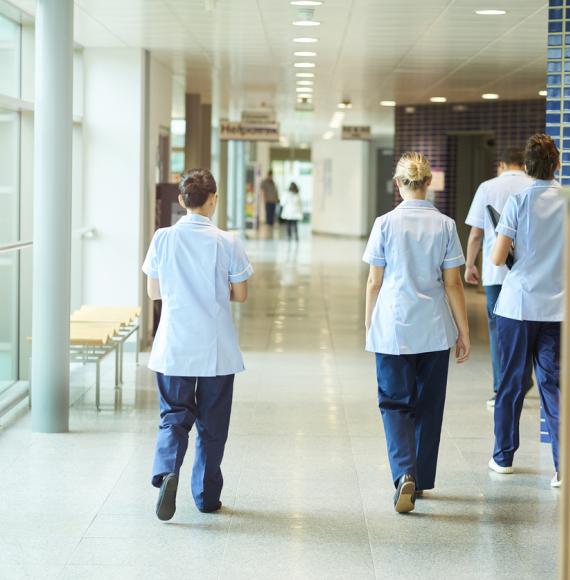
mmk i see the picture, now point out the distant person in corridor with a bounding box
[364,152,470,514]
[464,148,533,408]
[489,134,564,488]
[261,169,279,226]
[142,169,253,521]
[280,182,303,241]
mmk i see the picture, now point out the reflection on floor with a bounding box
[0,225,559,579]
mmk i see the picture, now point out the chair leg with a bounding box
[96,361,101,412]
[114,344,120,388]
[135,326,140,365]
[119,342,124,384]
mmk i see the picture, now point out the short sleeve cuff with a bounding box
[229,263,254,283]
[362,254,386,267]
[496,223,516,239]
[442,255,465,269]
[465,215,484,228]
[142,264,159,278]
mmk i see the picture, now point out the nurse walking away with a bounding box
[489,134,565,488]
[363,152,470,514]
[464,148,533,408]
[142,169,254,521]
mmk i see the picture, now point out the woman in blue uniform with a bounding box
[490,134,564,487]
[142,169,254,521]
[363,152,470,513]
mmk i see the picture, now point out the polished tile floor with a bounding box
[0,226,560,579]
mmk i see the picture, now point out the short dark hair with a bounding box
[179,169,217,208]
[524,134,559,180]
[289,182,299,193]
[499,147,524,167]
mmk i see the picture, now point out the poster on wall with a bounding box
[341,125,372,140]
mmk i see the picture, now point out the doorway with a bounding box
[452,132,496,251]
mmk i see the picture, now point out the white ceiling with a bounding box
[8,0,549,144]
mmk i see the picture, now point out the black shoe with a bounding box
[198,501,222,514]
[394,474,416,514]
[156,473,178,521]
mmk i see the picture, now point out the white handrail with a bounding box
[0,227,97,254]
[0,240,33,254]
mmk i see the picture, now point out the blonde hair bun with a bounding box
[394,152,432,190]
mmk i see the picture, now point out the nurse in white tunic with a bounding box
[489,134,565,487]
[142,169,253,521]
[363,152,470,513]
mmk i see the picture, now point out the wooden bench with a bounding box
[71,305,141,386]
[69,321,122,411]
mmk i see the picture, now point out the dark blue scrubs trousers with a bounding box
[485,285,532,393]
[494,317,560,470]
[151,373,234,511]
[375,350,450,490]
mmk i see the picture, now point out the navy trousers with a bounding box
[265,202,276,225]
[151,373,234,511]
[485,285,532,394]
[494,317,560,470]
[375,350,450,490]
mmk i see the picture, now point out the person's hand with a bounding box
[455,332,470,364]
[464,265,479,285]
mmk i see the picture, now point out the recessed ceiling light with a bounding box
[293,20,321,26]
[337,102,352,109]
[293,37,318,43]
[475,9,506,15]
[380,100,397,107]
[482,93,499,100]
[294,51,317,57]
[290,1,323,5]
[405,106,416,114]
[297,80,314,86]
[296,72,315,78]
[294,62,316,68]
[323,131,334,140]
[296,87,313,92]
[430,97,447,103]
[539,90,547,97]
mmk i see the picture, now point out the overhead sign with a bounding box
[220,120,280,142]
[241,110,276,124]
[341,125,372,140]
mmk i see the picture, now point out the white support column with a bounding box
[31,0,74,432]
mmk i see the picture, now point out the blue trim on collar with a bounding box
[397,199,437,210]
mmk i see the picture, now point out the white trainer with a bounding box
[488,458,514,474]
[551,473,562,488]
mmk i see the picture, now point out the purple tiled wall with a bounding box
[393,100,546,217]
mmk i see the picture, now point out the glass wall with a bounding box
[0,12,20,98]
[0,7,85,390]
[0,107,20,389]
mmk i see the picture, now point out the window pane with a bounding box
[0,109,19,243]
[0,108,20,388]
[0,13,21,98]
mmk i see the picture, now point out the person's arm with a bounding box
[491,234,513,266]
[230,281,248,303]
[147,277,161,300]
[464,227,483,284]
[365,265,384,330]
[443,267,470,363]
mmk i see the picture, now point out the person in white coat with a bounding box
[280,182,303,241]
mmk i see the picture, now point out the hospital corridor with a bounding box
[0,229,558,579]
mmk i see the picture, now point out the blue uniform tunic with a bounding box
[363,199,465,355]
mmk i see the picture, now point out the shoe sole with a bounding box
[488,460,513,475]
[156,474,178,521]
[395,481,416,514]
